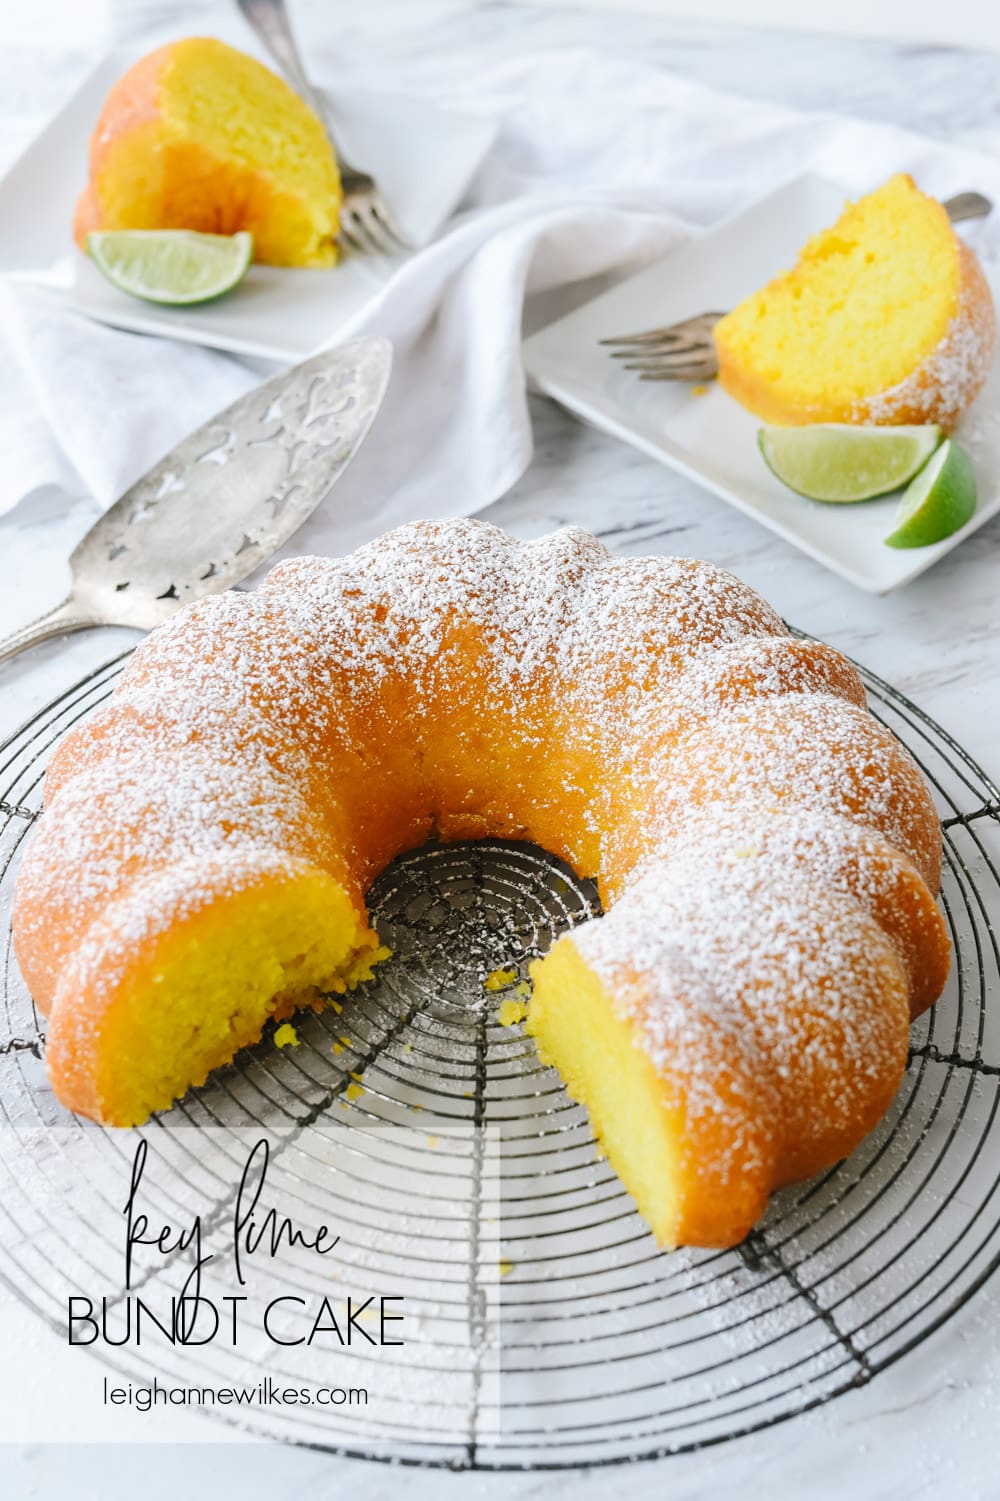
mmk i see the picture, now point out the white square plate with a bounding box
[523,174,1000,593]
[0,48,497,362]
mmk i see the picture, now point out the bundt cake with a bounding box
[74,38,342,268]
[12,520,950,1249]
[715,174,996,431]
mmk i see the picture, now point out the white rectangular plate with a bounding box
[523,173,1000,593]
[0,48,497,362]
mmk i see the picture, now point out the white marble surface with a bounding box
[2,3,1000,1498]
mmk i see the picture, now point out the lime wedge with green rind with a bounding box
[759,423,943,502]
[884,438,977,549]
[87,230,253,305]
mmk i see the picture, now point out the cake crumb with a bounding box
[274,1023,299,1049]
[484,966,518,992]
[497,997,527,1027]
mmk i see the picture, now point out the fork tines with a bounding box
[600,311,724,381]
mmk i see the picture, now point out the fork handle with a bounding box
[0,599,97,669]
[236,0,345,159]
[943,192,993,224]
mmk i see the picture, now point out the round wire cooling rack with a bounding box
[0,639,999,1470]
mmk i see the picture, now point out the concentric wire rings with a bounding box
[0,635,998,1468]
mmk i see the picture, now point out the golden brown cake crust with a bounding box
[72,44,171,250]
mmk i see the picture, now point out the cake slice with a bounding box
[74,38,342,268]
[714,174,995,430]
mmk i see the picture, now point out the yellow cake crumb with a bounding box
[273,1023,299,1049]
[691,384,708,396]
[327,944,393,995]
[344,1082,364,1102]
[499,1260,514,1277]
[497,997,527,1027]
[355,944,393,980]
[484,966,517,992]
[714,173,988,428]
[74,38,344,268]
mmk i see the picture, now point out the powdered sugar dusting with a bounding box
[13,518,945,1157]
[855,243,996,428]
[575,804,944,1145]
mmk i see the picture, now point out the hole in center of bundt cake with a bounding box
[364,838,601,1022]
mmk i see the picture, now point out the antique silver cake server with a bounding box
[0,337,392,666]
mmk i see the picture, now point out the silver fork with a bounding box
[601,191,994,381]
[236,0,410,257]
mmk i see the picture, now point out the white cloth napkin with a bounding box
[3,47,1000,561]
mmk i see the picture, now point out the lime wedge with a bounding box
[884,438,977,549]
[758,424,943,502]
[87,230,253,305]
